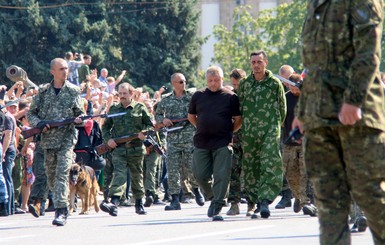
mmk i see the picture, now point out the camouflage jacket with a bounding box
[238,70,286,136]
[27,81,84,149]
[102,100,153,155]
[155,89,196,143]
[298,0,385,131]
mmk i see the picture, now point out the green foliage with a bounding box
[212,1,306,79]
[0,0,202,91]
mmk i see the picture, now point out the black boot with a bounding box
[40,200,46,216]
[45,197,55,212]
[100,196,118,216]
[193,188,205,206]
[165,194,181,211]
[135,199,147,215]
[52,207,68,226]
[144,191,154,207]
[275,189,292,209]
[260,199,270,219]
[0,203,9,217]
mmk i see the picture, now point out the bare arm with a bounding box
[188,113,197,127]
[115,70,127,86]
[2,130,12,159]
[233,115,242,132]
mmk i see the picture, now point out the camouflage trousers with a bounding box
[12,154,23,205]
[143,149,161,193]
[103,152,113,202]
[109,148,145,200]
[283,145,309,206]
[304,126,385,245]
[227,146,243,203]
[30,144,48,201]
[242,131,283,203]
[167,142,198,195]
[44,147,73,209]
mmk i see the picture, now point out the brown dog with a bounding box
[69,163,100,214]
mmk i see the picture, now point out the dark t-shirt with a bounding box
[188,88,241,150]
[283,92,299,146]
[2,112,16,147]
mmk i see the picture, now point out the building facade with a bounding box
[198,0,291,69]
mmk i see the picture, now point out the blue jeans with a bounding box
[0,145,9,204]
[2,146,16,214]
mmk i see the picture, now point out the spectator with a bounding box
[64,52,84,87]
[78,55,92,84]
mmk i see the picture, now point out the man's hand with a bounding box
[162,118,173,127]
[74,117,83,124]
[36,121,50,133]
[338,103,362,126]
[107,139,117,148]
[292,116,304,134]
[138,132,146,141]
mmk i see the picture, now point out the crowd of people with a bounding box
[1,1,385,242]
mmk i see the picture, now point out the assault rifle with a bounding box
[154,117,188,130]
[95,130,153,155]
[22,112,126,139]
[95,126,183,155]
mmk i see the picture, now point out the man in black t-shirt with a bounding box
[188,66,242,221]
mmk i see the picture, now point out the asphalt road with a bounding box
[0,197,373,245]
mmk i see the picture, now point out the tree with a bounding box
[0,0,112,86]
[106,0,203,90]
[0,0,203,92]
[212,1,306,77]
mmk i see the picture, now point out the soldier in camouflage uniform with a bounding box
[155,73,204,211]
[226,68,246,216]
[282,74,317,217]
[238,50,286,219]
[100,82,153,216]
[293,0,385,243]
[27,58,85,226]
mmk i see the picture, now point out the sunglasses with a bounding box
[230,71,241,80]
[176,80,186,84]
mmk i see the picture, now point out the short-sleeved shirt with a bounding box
[2,112,16,146]
[188,88,240,150]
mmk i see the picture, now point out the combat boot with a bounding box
[193,188,205,206]
[144,191,154,207]
[165,194,181,211]
[208,202,224,221]
[40,200,46,216]
[52,207,68,226]
[226,202,240,216]
[275,189,292,209]
[251,202,261,219]
[293,198,301,213]
[302,204,317,217]
[135,199,147,215]
[0,203,9,217]
[246,201,255,216]
[260,199,270,219]
[28,199,41,218]
[100,196,118,216]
